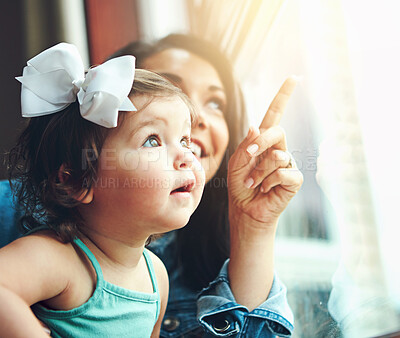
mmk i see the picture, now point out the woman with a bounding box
[0,34,302,337]
[111,34,303,337]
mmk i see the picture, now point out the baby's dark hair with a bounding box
[8,68,195,242]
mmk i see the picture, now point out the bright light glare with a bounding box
[342,0,400,309]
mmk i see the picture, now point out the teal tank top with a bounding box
[32,238,160,337]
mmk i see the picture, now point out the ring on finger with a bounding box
[286,151,296,168]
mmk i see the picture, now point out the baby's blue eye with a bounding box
[181,137,190,148]
[143,135,161,147]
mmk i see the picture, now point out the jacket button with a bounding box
[163,317,180,331]
[212,319,231,333]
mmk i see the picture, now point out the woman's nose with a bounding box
[173,147,194,170]
[192,109,209,130]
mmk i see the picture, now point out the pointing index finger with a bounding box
[260,76,298,130]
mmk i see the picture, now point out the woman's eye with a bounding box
[180,137,190,148]
[206,98,225,113]
[143,135,161,147]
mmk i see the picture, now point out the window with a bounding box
[137,0,400,336]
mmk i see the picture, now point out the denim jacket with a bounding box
[148,232,293,337]
[0,180,294,337]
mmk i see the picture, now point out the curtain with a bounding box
[186,0,286,78]
[303,1,399,336]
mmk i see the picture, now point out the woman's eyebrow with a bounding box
[159,73,182,85]
[209,85,225,94]
[160,73,225,95]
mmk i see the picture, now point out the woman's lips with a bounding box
[190,138,207,158]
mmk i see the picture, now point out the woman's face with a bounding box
[142,48,229,183]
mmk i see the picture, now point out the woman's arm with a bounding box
[197,260,293,337]
[0,235,71,336]
[196,78,302,337]
[227,77,303,310]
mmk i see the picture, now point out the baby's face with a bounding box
[91,95,205,237]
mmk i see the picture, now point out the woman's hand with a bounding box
[228,77,303,229]
[227,77,303,310]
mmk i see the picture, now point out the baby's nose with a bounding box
[173,148,194,170]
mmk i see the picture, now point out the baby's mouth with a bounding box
[170,181,195,194]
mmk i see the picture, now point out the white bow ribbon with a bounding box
[16,42,136,128]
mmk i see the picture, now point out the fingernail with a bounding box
[291,74,303,83]
[43,328,51,334]
[244,177,254,189]
[276,150,288,161]
[247,144,259,155]
[246,127,253,138]
[260,186,265,193]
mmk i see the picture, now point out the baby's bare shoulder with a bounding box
[0,231,78,305]
[1,230,75,264]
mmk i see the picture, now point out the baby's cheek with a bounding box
[138,150,171,173]
[192,158,205,209]
[117,150,141,171]
[193,156,202,171]
[193,157,206,187]
[119,179,167,211]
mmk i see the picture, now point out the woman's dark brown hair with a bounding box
[111,34,249,290]
[8,68,195,242]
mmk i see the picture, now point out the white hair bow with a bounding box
[16,42,136,128]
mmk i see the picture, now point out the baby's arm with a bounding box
[0,233,72,336]
[149,251,169,338]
